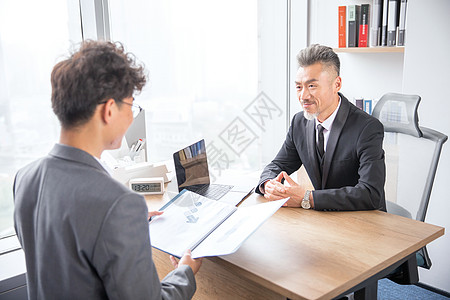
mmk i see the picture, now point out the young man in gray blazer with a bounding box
[13,40,202,299]
[257,44,386,211]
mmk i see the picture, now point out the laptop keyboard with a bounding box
[188,184,234,200]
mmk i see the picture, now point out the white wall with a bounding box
[401,0,450,292]
[289,0,309,121]
[308,0,404,102]
[257,0,308,165]
[309,0,450,292]
[257,0,289,165]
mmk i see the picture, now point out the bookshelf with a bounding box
[308,0,406,105]
[333,47,404,53]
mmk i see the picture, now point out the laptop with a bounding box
[173,139,253,206]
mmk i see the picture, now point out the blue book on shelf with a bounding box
[364,99,372,114]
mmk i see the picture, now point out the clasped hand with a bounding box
[264,171,305,207]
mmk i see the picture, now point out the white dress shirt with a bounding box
[315,97,342,154]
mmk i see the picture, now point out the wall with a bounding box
[308,0,404,103]
[309,0,450,292]
[257,0,289,165]
[401,0,450,292]
[289,0,309,121]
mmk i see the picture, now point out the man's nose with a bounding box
[299,88,310,101]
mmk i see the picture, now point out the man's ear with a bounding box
[100,98,115,124]
[334,76,342,92]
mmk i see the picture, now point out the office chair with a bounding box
[372,93,448,283]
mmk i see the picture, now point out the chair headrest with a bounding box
[372,93,423,137]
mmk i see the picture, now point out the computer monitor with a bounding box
[125,109,147,161]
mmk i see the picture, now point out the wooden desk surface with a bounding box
[146,190,444,300]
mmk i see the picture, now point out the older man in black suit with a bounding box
[257,44,386,211]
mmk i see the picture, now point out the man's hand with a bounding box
[170,249,203,275]
[263,172,286,200]
[148,210,163,220]
[264,171,307,207]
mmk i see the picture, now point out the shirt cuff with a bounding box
[259,180,270,194]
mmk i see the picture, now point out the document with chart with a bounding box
[149,189,287,258]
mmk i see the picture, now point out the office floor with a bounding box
[378,279,450,299]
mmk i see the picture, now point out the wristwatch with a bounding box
[302,190,311,209]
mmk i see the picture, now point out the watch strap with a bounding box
[302,190,311,209]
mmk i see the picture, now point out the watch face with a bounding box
[301,199,311,209]
[131,183,161,193]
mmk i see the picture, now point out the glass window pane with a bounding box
[109,0,288,180]
[0,1,82,238]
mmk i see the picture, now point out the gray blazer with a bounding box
[13,144,196,299]
[257,93,386,211]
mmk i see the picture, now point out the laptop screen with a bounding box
[173,139,210,191]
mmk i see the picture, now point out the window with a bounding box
[109,0,292,180]
[0,0,308,239]
[0,1,82,238]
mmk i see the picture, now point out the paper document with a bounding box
[149,190,287,258]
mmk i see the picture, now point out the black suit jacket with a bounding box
[257,93,386,211]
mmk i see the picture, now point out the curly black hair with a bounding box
[51,40,147,129]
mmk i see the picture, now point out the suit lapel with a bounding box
[306,118,322,188]
[321,94,350,188]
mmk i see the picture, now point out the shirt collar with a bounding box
[315,96,341,131]
[94,155,113,176]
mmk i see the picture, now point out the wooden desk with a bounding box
[146,191,444,300]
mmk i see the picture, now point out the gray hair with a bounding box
[296,44,340,76]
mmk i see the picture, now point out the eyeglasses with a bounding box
[121,98,143,118]
[99,98,143,118]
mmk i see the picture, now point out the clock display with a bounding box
[129,177,164,195]
[131,183,161,193]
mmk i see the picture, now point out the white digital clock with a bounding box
[129,177,164,195]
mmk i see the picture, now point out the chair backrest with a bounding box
[372,93,448,269]
[373,93,448,221]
